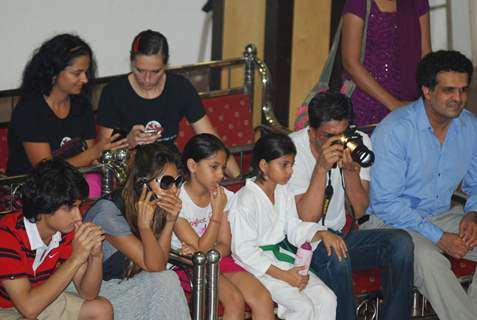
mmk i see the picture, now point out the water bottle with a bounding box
[294,241,313,275]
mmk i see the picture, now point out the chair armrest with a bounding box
[169,248,194,269]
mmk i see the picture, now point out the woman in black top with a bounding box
[97,29,240,177]
[7,33,126,176]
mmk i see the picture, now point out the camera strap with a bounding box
[322,170,334,226]
[339,168,367,232]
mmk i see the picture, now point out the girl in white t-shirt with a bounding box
[172,133,275,320]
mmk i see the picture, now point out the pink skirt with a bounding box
[174,256,245,293]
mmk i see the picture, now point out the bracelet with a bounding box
[209,218,221,224]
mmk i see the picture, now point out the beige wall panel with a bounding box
[222,0,266,129]
[0,96,19,123]
[289,0,331,128]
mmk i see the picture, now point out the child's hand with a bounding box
[136,184,157,229]
[285,266,309,291]
[180,243,195,256]
[157,190,182,222]
[210,186,227,216]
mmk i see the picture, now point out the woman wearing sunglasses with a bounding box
[172,134,275,320]
[83,143,190,320]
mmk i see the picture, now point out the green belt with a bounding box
[260,244,295,264]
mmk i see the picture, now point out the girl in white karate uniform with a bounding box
[229,133,340,320]
[172,133,275,320]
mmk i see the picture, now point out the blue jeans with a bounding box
[281,229,414,320]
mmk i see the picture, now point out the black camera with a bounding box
[332,126,374,168]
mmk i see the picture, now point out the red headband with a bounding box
[133,35,141,52]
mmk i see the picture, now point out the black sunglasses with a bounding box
[154,175,184,190]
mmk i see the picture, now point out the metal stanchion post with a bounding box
[192,252,207,320]
[100,151,113,196]
[243,44,256,111]
[206,249,220,320]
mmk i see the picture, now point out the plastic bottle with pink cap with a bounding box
[294,241,313,275]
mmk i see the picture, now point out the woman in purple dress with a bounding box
[341,0,431,126]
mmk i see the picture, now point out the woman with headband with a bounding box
[96,29,240,178]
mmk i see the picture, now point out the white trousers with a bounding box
[258,271,336,320]
[362,205,477,320]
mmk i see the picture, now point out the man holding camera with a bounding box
[287,91,414,320]
[366,50,477,320]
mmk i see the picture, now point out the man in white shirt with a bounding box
[287,91,414,320]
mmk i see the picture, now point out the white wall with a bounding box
[470,0,477,64]
[450,0,472,59]
[0,0,212,91]
[429,0,475,63]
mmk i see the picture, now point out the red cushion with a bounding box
[80,200,94,217]
[350,247,477,296]
[224,181,246,193]
[352,267,383,295]
[176,94,254,151]
[449,257,477,278]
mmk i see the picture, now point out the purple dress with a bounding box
[342,0,429,126]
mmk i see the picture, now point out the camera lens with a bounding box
[350,145,375,167]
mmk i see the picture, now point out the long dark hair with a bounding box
[252,133,296,181]
[121,143,180,278]
[20,33,96,101]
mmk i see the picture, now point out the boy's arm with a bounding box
[1,256,85,319]
[1,223,101,318]
[72,242,104,300]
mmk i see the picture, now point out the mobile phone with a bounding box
[145,183,158,201]
[143,127,162,136]
[112,128,128,140]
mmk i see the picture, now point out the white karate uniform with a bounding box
[229,179,337,320]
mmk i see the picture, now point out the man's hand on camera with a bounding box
[339,148,360,173]
[315,136,344,172]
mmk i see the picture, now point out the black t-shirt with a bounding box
[97,73,206,146]
[6,93,96,176]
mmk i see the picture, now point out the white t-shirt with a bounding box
[287,127,371,231]
[171,184,234,250]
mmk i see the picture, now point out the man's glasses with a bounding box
[154,175,184,190]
